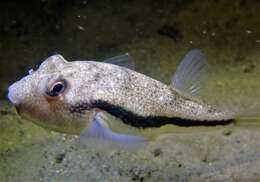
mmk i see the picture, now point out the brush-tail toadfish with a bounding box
[8,50,235,148]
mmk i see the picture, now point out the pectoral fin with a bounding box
[79,112,147,149]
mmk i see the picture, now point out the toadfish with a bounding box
[8,50,235,148]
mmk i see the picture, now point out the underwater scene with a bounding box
[1,0,260,181]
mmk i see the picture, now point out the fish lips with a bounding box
[8,82,22,106]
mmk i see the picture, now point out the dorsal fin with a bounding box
[171,49,208,98]
[103,53,135,70]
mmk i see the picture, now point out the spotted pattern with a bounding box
[9,55,235,135]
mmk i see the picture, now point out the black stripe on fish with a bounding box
[69,100,233,128]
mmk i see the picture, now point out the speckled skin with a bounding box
[8,55,234,134]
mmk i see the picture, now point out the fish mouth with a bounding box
[7,82,21,106]
[8,83,16,103]
[8,83,24,117]
[15,106,22,115]
[7,90,17,105]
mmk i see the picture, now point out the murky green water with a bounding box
[0,0,260,181]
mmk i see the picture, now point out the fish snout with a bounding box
[8,82,23,105]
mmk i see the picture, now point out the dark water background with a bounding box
[1,0,260,98]
[0,0,260,181]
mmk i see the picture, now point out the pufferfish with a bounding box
[8,50,235,148]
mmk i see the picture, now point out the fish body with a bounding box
[8,50,234,147]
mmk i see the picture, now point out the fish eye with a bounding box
[46,79,67,97]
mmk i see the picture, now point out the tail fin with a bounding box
[172,49,260,125]
[203,71,260,124]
